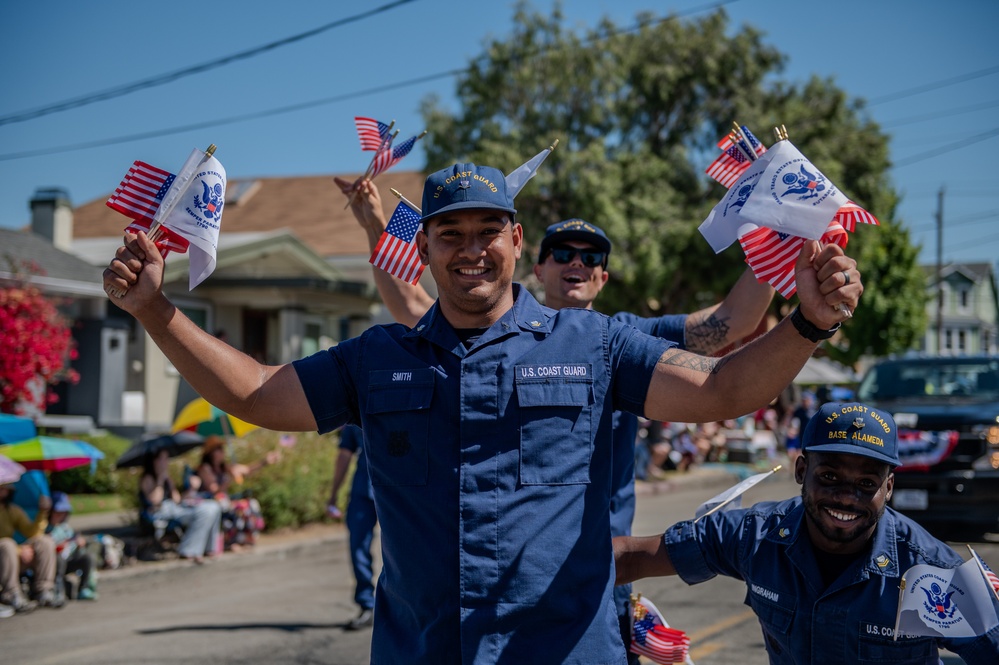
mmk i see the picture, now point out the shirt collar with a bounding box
[404,284,552,355]
[766,500,900,579]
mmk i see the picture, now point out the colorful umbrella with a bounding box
[171,397,258,438]
[0,436,105,472]
[0,453,27,485]
[0,413,37,444]
[116,431,205,469]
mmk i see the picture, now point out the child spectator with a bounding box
[46,492,99,600]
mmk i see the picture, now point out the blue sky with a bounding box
[1,0,996,268]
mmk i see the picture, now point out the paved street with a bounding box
[1,466,995,664]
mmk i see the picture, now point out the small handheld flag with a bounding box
[105,145,225,295]
[894,558,999,640]
[699,123,879,299]
[694,465,781,521]
[354,117,394,151]
[370,200,425,285]
[631,594,693,665]
[968,546,999,603]
[368,131,425,180]
[505,138,559,199]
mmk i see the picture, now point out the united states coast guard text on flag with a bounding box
[370,201,424,285]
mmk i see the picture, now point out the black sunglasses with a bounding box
[547,246,607,268]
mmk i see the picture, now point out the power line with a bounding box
[909,210,999,233]
[0,0,418,127]
[867,64,999,106]
[892,127,999,168]
[880,99,999,128]
[0,1,739,161]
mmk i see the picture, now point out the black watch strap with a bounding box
[789,306,840,343]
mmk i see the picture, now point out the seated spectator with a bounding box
[195,437,278,550]
[140,450,222,563]
[46,492,99,600]
[0,483,60,612]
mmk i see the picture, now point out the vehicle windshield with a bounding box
[857,358,999,401]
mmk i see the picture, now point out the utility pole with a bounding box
[935,187,945,355]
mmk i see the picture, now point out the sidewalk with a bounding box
[74,463,753,581]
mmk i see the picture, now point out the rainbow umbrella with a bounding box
[0,436,105,472]
[0,454,27,485]
[171,397,258,438]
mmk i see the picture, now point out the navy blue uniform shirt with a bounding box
[665,497,999,664]
[337,424,372,500]
[293,285,673,664]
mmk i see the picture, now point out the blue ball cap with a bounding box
[802,402,900,467]
[51,491,72,513]
[421,163,517,224]
[538,219,612,262]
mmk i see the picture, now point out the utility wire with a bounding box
[867,64,999,106]
[892,127,999,168]
[0,1,738,161]
[0,0,418,127]
[881,99,999,128]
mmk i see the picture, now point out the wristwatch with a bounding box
[789,306,840,342]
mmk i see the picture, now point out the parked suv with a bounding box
[856,355,999,538]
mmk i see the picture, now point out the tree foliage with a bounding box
[419,3,926,363]
[0,258,79,416]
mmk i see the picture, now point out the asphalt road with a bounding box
[2,468,995,664]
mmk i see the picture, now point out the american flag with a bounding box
[354,116,392,152]
[834,200,880,232]
[106,160,189,255]
[368,134,419,179]
[370,201,424,284]
[706,125,767,189]
[970,547,999,601]
[740,221,848,298]
[631,596,691,665]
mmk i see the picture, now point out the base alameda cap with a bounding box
[421,163,517,224]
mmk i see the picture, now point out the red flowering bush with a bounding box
[0,280,79,416]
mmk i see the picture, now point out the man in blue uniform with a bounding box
[334,174,775,660]
[104,161,859,663]
[326,425,376,630]
[614,401,999,663]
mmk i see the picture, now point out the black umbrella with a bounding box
[115,431,205,469]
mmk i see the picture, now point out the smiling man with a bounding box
[614,402,999,664]
[105,162,859,663]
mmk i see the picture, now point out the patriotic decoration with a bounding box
[505,139,559,199]
[968,547,999,603]
[631,595,692,665]
[699,125,880,298]
[895,558,999,639]
[896,429,960,471]
[104,147,226,289]
[106,161,190,255]
[370,200,424,285]
[369,133,420,179]
[705,126,766,189]
[354,116,392,151]
[695,466,781,520]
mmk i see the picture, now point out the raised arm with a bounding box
[683,267,774,355]
[103,232,317,432]
[334,177,435,327]
[644,241,860,423]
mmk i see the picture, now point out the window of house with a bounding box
[302,320,323,357]
[944,329,953,351]
[957,329,966,353]
[959,288,970,309]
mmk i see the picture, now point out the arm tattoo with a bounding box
[656,348,723,374]
[685,312,731,355]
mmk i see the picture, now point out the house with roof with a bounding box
[15,170,431,432]
[921,262,999,355]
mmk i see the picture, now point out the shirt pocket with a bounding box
[747,593,795,662]
[515,368,593,485]
[364,368,435,486]
[857,631,936,664]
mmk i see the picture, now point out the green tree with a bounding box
[419,3,926,362]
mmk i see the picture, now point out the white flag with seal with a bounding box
[158,148,226,289]
[895,558,999,639]
[695,467,780,520]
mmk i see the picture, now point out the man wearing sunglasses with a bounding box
[336,177,775,662]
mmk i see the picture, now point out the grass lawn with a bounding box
[69,494,126,515]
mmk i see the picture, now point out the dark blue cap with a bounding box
[802,402,900,467]
[538,219,612,262]
[421,163,516,224]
